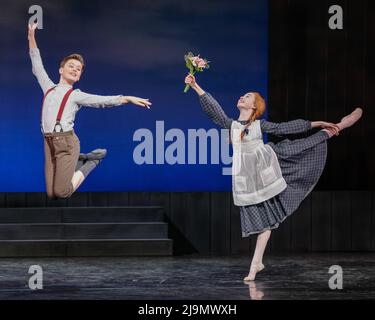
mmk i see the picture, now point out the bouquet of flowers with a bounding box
[184,52,210,93]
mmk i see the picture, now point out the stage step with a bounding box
[0,223,168,240]
[0,239,173,257]
[0,206,173,257]
[0,207,165,223]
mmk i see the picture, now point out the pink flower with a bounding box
[184,52,210,93]
[189,56,200,67]
[198,59,207,68]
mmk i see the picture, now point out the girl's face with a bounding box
[237,92,256,110]
[59,59,83,84]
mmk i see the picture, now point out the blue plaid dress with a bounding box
[200,92,329,236]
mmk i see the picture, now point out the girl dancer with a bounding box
[185,74,362,281]
[28,23,152,199]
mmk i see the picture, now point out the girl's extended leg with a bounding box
[275,107,363,157]
[276,130,330,158]
[323,108,362,138]
[337,108,363,131]
[244,229,271,281]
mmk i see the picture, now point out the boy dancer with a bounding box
[28,23,152,199]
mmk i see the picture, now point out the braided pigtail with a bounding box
[240,93,265,141]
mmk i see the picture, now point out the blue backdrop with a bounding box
[0,0,268,192]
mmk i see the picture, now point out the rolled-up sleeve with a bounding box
[73,90,123,108]
[260,119,312,135]
[199,92,233,129]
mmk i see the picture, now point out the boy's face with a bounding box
[59,59,83,84]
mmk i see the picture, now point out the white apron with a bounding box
[231,120,287,206]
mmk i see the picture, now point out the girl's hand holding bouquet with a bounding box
[184,52,209,93]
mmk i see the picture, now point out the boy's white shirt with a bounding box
[30,48,123,133]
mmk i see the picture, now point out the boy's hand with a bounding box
[28,22,38,40]
[122,96,152,109]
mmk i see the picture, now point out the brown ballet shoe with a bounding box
[244,263,265,281]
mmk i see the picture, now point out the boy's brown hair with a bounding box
[60,54,85,70]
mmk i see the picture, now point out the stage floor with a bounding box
[0,253,374,300]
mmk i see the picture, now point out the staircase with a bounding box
[0,206,173,257]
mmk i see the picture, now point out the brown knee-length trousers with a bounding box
[43,130,80,199]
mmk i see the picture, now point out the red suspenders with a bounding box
[54,88,74,132]
[41,87,74,133]
[40,86,55,130]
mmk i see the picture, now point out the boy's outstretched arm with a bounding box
[28,23,55,93]
[74,91,152,109]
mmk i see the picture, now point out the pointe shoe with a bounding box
[79,149,107,161]
[337,108,363,131]
[244,263,265,281]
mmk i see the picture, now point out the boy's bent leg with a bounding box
[44,137,56,199]
[75,148,107,183]
[79,148,107,161]
[72,158,103,191]
[71,170,85,192]
[53,132,80,198]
